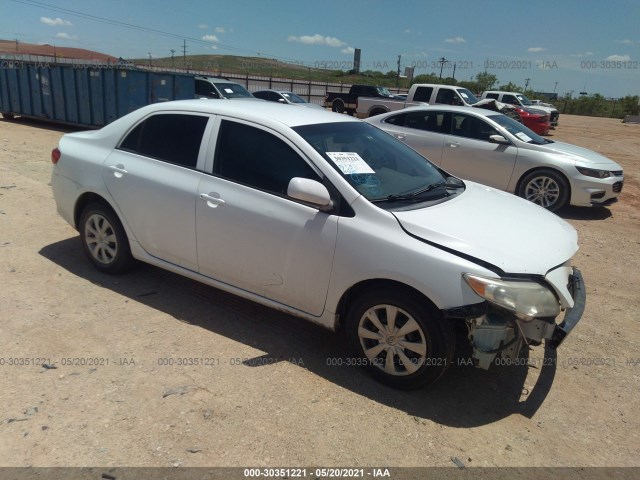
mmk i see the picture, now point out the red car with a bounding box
[513,106,550,136]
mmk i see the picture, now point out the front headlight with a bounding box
[463,274,560,319]
[576,166,612,179]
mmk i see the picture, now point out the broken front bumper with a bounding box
[548,267,586,349]
[463,267,586,369]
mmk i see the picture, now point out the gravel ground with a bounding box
[0,114,638,471]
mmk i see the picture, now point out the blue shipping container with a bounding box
[0,62,195,128]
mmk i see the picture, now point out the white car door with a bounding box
[195,118,338,316]
[440,112,518,189]
[377,110,448,165]
[103,112,212,271]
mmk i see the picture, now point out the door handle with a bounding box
[108,164,128,178]
[394,134,406,141]
[446,141,460,148]
[200,193,226,207]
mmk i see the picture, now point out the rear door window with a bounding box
[412,87,433,102]
[119,113,209,168]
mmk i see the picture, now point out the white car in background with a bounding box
[51,101,585,389]
[252,89,325,109]
[366,106,623,211]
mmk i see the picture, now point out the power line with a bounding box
[10,0,303,63]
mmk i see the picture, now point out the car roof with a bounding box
[254,89,295,94]
[484,91,522,95]
[130,99,357,128]
[196,76,243,85]
[382,105,503,119]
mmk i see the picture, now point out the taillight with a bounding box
[51,147,61,164]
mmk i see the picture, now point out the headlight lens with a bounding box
[463,274,560,319]
[576,166,612,178]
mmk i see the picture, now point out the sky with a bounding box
[1,0,639,98]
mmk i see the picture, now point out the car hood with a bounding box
[536,141,621,167]
[392,182,578,275]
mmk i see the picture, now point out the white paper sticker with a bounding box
[224,88,234,94]
[515,132,533,142]
[459,92,469,99]
[326,152,375,174]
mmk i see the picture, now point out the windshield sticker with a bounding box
[326,152,375,174]
[224,88,234,94]
[515,132,533,142]
[459,92,469,99]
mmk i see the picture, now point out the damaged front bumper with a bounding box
[447,267,586,369]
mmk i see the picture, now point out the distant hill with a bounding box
[0,39,117,62]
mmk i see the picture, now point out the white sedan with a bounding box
[51,100,585,389]
[366,106,624,211]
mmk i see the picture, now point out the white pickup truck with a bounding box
[356,83,481,118]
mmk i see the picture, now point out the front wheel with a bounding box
[345,289,453,389]
[518,169,569,211]
[79,203,134,274]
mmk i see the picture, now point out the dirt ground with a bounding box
[0,113,639,471]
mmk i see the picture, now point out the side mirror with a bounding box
[278,98,286,103]
[489,134,510,145]
[287,178,333,210]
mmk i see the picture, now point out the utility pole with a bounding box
[15,38,19,52]
[396,55,401,88]
[148,52,152,67]
[438,57,447,79]
[524,78,530,90]
[182,39,187,70]
[452,62,456,80]
[170,49,176,66]
[554,81,558,93]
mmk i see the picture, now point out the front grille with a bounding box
[613,181,624,193]
[612,170,624,177]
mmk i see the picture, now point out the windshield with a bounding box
[515,94,532,106]
[216,83,253,98]
[282,92,306,104]
[488,114,546,145]
[376,86,394,97]
[293,122,448,204]
[457,88,480,105]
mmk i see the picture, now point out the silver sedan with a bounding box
[366,106,624,211]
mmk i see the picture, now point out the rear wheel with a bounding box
[518,169,569,211]
[345,288,453,389]
[79,203,134,274]
[2,113,15,120]
[332,100,345,113]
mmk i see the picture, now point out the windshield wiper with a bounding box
[372,179,463,203]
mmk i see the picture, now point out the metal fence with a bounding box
[0,54,407,107]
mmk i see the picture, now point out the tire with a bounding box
[79,203,134,274]
[368,109,386,118]
[2,113,15,120]
[332,100,345,114]
[518,169,569,212]
[345,288,454,389]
